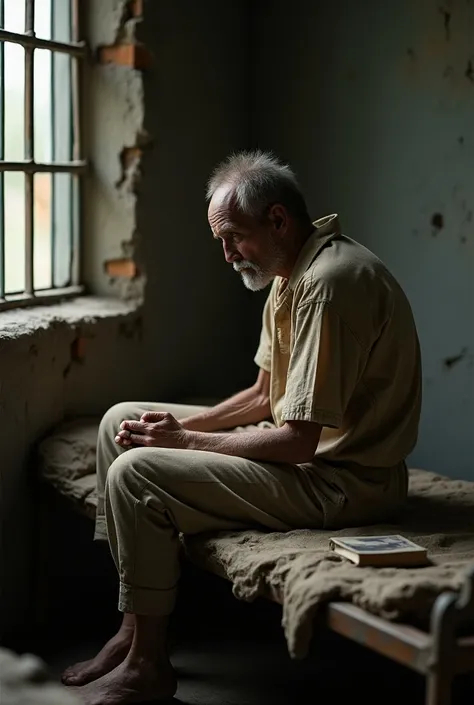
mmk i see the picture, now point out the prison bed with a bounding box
[36,417,474,705]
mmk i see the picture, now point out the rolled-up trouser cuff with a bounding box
[118,581,177,616]
[94,515,108,541]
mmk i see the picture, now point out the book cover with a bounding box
[329,534,429,567]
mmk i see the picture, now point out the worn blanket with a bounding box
[184,469,474,657]
[38,419,474,659]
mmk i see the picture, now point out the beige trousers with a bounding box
[95,402,407,616]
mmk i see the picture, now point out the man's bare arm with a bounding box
[119,413,322,465]
[185,420,322,464]
[180,368,271,432]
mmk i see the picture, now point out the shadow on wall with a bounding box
[251,0,474,480]
[136,0,267,403]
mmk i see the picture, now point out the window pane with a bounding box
[52,44,72,287]
[34,173,52,290]
[3,0,25,33]
[53,173,71,287]
[71,173,80,284]
[53,0,71,43]
[4,42,24,161]
[53,52,72,161]
[35,0,52,40]
[34,49,52,162]
[4,172,25,294]
[0,1,79,299]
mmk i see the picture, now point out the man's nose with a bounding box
[222,241,238,264]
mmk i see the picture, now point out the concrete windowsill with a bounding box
[0,295,140,341]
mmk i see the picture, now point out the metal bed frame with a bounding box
[325,566,474,705]
[184,550,474,704]
[35,481,474,705]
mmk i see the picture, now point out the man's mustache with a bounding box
[233,260,259,272]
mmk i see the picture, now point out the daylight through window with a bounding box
[0,0,86,310]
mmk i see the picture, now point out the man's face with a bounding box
[208,187,287,291]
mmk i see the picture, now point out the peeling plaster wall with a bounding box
[0,300,146,639]
[82,0,146,302]
[0,0,150,638]
[252,0,474,480]
[0,0,255,638]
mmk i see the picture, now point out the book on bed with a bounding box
[329,534,429,567]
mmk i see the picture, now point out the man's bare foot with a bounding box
[61,628,134,686]
[69,654,177,705]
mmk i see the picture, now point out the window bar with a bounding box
[24,0,35,297]
[0,161,86,173]
[0,0,5,300]
[0,28,86,57]
[70,0,81,285]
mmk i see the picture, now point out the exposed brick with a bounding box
[98,43,151,70]
[122,146,142,170]
[105,258,138,278]
[129,0,143,18]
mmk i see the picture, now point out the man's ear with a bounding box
[268,204,288,234]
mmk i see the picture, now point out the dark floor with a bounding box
[30,568,423,705]
[24,559,473,705]
[11,500,473,705]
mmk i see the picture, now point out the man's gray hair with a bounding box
[206,150,310,221]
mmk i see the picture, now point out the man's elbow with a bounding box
[288,437,318,463]
[284,421,321,463]
[292,447,317,464]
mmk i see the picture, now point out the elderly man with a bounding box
[65,151,422,704]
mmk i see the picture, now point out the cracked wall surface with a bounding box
[0,297,147,640]
[0,0,150,639]
[82,0,146,303]
[253,0,474,480]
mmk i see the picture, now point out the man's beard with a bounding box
[233,244,286,292]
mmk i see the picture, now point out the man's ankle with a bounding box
[118,613,136,634]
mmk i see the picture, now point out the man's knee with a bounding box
[106,449,145,496]
[106,447,189,498]
[99,401,138,436]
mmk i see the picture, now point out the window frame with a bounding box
[0,0,87,312]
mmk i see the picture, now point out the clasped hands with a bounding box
[115,412,188,449]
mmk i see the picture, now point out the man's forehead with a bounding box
[209,212,240,239]
[208,200,233,222]
[209,189,240,234]
[208,185,263,236]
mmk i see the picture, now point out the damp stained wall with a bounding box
[252,0,474,480]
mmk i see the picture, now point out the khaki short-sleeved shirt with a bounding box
[254,214,422,468]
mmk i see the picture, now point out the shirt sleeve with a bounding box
[281,300,367,427]
[253,285,275,373]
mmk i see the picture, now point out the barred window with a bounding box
[0,0,86,311]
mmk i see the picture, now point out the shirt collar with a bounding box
[287,213,341,291]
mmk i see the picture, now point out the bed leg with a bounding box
[427,566,474,705]
[426,669,453,705]
[426,592,458,705]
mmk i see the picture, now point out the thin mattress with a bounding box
[37,418,474,658]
